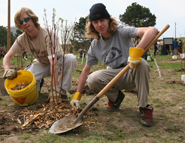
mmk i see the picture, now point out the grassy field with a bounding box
[0,48,185,143]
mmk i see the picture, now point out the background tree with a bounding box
[72,17,91,51]
[10,29,22,46]
[0,26,22,48]
[14,29,22,37]
[119,2,156,27]
[0,26,7,47]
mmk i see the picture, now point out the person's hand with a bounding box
[3,69,17,80]
[127,47,145,69]
[70,92,82,107]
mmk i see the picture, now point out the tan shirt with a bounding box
[11,27,63,65]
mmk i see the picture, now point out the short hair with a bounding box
[85,17,118,40]
[14,7,40,32]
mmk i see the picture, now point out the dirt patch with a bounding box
[69,77,97,95]
[11,82,31,90]
[69,84,96,95]
[0,59,185,142]
[0,77,97,137]
[157,58,185,63]
[167,80,185,85]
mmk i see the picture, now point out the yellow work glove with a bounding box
[70,92,82,107]
[128,47,145,69]
[3,69,17,80]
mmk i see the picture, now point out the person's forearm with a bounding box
[3,54,12,71]
[76,70,89,93]
[3,58,11,70]
[3,49,16,71]
[136,27,158,49]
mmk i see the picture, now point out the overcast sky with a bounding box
[0,0,185,38]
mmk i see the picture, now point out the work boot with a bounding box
[139,104,154,127]
[61,89,70,103]
[40,79,44,89]
[106,90,125,112]
[39,79,44,94]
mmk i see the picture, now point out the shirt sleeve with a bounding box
[118,25,137,39]
[86,44,98,66]
[10,36,25,54]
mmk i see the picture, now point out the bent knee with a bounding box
[65,54,77,65]
[139,59,150,71]
[87,73,97,89]
[87,71,105,90]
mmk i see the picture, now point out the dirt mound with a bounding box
[69,85,96,95]
[167,80,185,85]
[69,78,96,95]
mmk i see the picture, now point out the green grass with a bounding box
[1,50,183,75]
[153,55,171,60]
[158,62,182,70]
[23,132,62,143]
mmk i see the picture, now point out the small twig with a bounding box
[17,118,21,124]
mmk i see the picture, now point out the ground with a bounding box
[0,58,185,143]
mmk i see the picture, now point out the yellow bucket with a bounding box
[5,70,38,106]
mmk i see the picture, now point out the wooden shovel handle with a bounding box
[96,24,170,99]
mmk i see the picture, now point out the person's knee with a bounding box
[87,72,103,90]
[138,59,150,71]
[87,74,96,89]
[66,54,77,66]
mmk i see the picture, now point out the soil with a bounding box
[11,82,31,90]
[0,58,185,142]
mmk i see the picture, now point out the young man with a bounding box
[70,3,158,127]
[3,7,77,102]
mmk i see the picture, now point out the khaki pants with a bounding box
[25,54,77,93]
[87,59,150,107]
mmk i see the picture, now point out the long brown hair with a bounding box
[85,17,118,40]
[14,7,40,32]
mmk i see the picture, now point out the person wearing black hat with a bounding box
[70,3,158,127]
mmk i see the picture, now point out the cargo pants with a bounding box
[25,54,77,93]
[86,59,150,108]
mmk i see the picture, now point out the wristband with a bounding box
[72,92,82,101]
[48,54,55,59]
[129,48,145,61]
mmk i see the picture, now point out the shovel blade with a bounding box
[49,114,83,134]
[0,78,8,96]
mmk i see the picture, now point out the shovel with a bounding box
[49,25,170,134]
[0,78,8,96]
